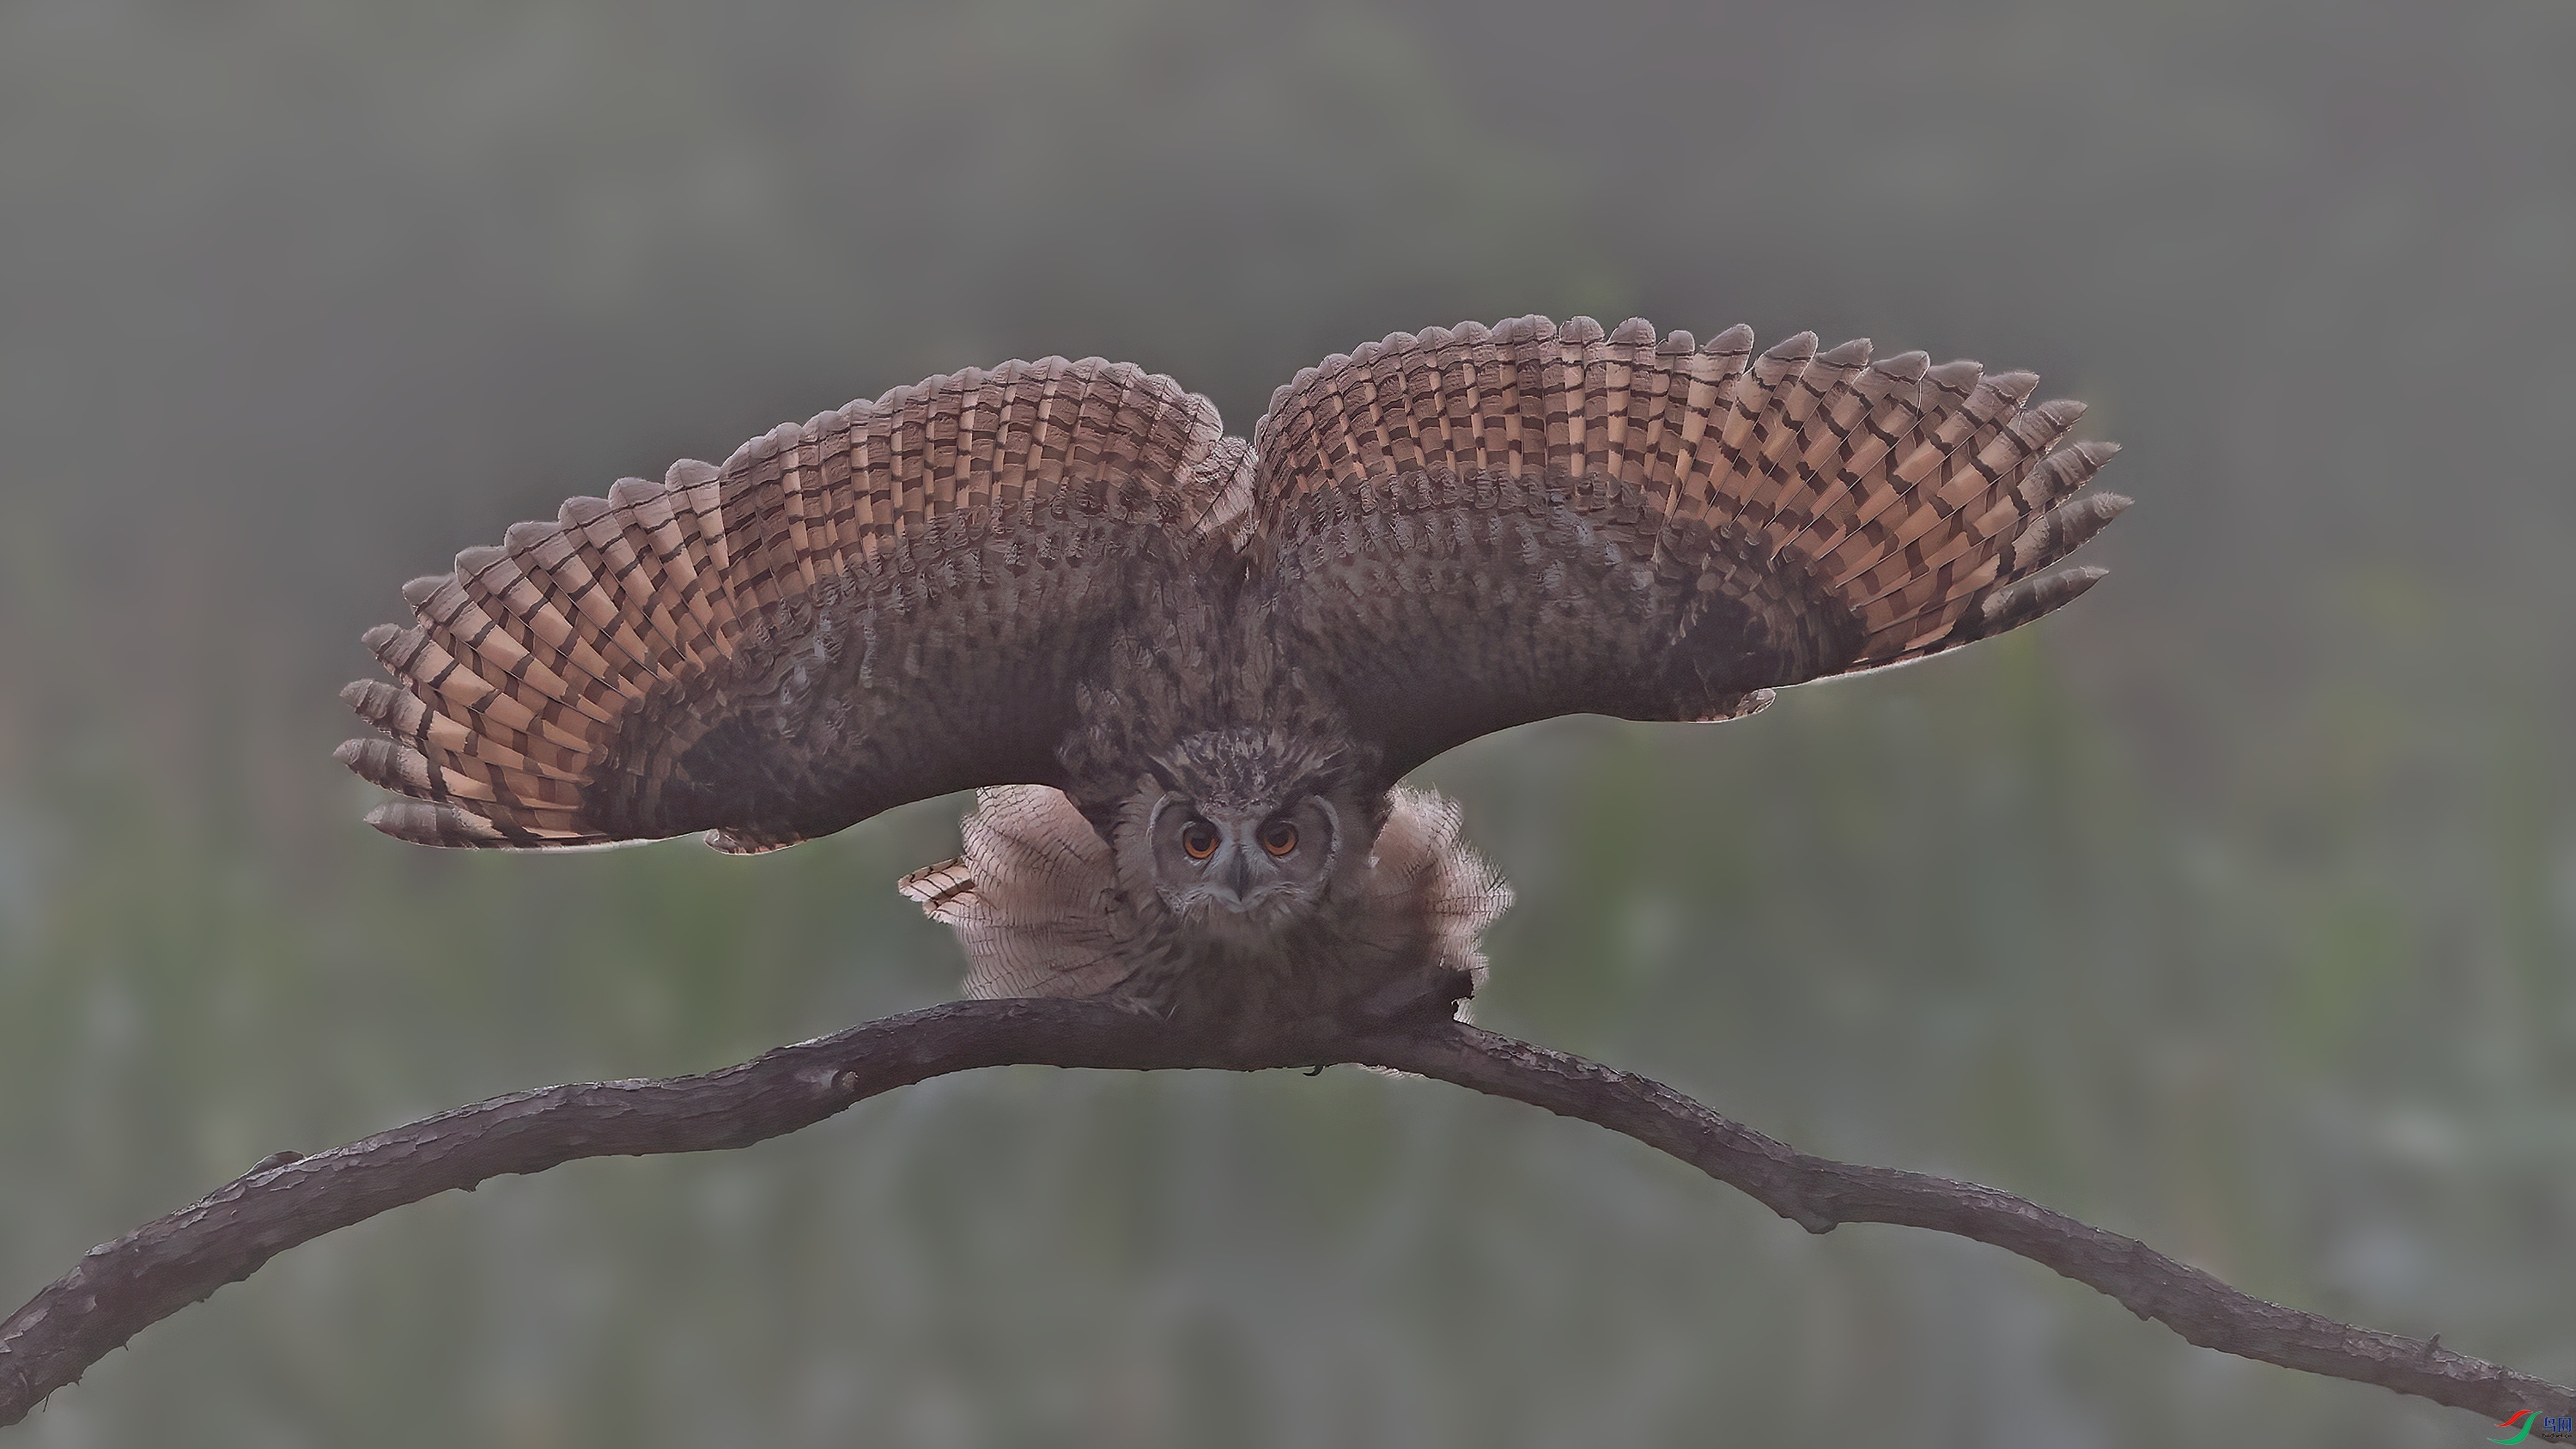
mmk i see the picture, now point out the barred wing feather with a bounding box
[1247,315,2126,781]
[338,358,1246,851]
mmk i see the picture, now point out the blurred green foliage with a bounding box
[2,1,2571,1445]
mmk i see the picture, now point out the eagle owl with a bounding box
[339,316,2126,1032]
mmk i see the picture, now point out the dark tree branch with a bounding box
[1363,1029,2576,1440]
[3,1002,2567,1439]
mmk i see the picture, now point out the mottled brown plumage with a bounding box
[342,316,2126,1025]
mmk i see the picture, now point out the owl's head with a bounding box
[1115,728,1376,935]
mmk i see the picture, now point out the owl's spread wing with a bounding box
[339,358,1247,850]
[1249,315,2126,782]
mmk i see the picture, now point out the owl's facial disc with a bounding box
[1146,794,1340,922]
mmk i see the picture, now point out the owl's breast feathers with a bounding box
[340,314,2123,855]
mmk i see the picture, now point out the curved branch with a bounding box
[1363,1028,2576,1440]
[0,998,1294,1427]
[1,1002,2567,1440]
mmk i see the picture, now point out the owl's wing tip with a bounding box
[363,800,508,848]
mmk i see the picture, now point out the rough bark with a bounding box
[2,1001,2566,1439]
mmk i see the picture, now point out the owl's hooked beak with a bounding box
[1184,830,1261,913]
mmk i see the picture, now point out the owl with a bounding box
[339,316,2125,1032]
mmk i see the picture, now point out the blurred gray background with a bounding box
[3,2,2571,1446]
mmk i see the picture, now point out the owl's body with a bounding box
[900,782,1506,1036]
[341,315,2126,1032]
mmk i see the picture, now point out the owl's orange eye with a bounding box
[1260,819,1297,856]
[1180,819,1219,860]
